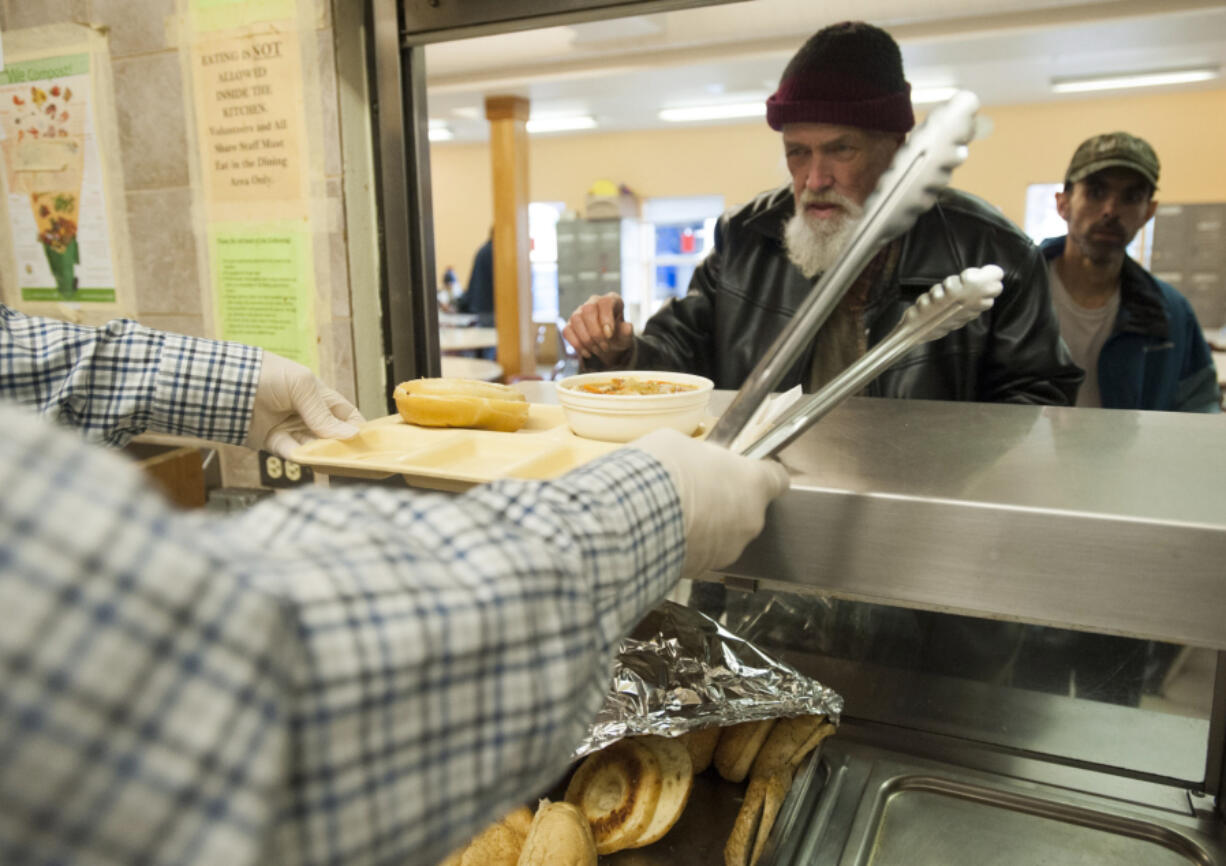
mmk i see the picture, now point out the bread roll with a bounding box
[502,805,534,838]
[516,800,597,866]
[680,726,721,774]
[565,739,662,855]
[456,805,532,866]
[751,766,794,866]
[723,768,766,866]
[713,719,776,783]
[750,714,835,779]
[724,765,793,866]
[394,378,529,432]
[458,821,522,866]
[626,735,693,848]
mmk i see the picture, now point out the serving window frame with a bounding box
[363,0,1226,827]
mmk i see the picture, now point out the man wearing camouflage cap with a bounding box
[1041,132,1219,411]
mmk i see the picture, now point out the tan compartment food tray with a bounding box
[291,404,629,492]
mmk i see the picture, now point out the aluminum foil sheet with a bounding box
[573,599,843,757]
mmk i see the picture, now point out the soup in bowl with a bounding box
[556,370,715,442]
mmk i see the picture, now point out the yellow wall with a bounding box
[955,89,1226,227]
[431,123,782,287]
[430,87,1226,289]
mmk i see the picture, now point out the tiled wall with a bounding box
[0,0,354,390]
[0,0,357,486]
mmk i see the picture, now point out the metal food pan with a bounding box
[791,741,1224,866]
[860,775,1210,865]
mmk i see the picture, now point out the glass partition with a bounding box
[689,583,1216,785]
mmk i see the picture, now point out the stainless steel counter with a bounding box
[715,395,1226,651]
[514,383,1226,855]
[781,738,1226,866]
[512,382,1226,648]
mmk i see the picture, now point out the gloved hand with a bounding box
[634,428,791,579]
[244,351,365,459]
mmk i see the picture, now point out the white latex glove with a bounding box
[634,428,791,579]
[244,351,365,458]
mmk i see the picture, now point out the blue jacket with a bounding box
[1040,237,1220,412]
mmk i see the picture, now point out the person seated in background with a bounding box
[438,264,460,312]
[454,230,497,361]
[456,229,495,328]
[0,304,790,865]
[564,21,1081,405]
[1040,131,1219,413]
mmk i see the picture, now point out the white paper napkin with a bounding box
[728,385,803,455]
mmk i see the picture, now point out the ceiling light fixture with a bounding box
[911,86,959,105]
[427,119,453,142]
[1051,66,1219,94]
[525,115,597,134]
[658,102,766,123]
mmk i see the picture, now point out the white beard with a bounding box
[784,191,864,278]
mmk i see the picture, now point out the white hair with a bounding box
[784,190,865,278]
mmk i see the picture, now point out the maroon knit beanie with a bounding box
[766,21,914,134]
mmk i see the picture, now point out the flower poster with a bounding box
[0,53,117,302]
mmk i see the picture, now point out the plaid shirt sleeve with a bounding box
[0,402,685,866]
[0,304,261,447]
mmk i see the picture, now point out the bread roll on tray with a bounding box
[713,719,776,783]
[631,735,694,847]
[441,716,835,866]
[516,800,597,866]
[680,726,721,775]
[437,804,532,866]
[750,714,835,779]
[724,766,794,866]
[458,805,532,866]
[565,738,662,855]
[394,377,529,432]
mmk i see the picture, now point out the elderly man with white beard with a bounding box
[564,21,1081,404]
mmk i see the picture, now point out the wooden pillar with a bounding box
[484,95,535,380]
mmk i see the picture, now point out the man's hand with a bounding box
[634,429,791,579]
[244,352,365,458]
[563,293,635,366]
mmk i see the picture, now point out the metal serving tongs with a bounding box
[704,90,982,451]
[739,265,1003,458]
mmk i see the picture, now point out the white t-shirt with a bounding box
[1047,264,1120,408]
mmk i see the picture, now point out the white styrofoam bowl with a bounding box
[556,371,715,442]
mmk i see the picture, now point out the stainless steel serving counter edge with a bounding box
[714,390,1226,652]
[511,381,1226,651]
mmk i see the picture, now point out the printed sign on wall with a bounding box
[188,0,318,369]
[0,53,118,302]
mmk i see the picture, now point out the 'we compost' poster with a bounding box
[0,52,117,302]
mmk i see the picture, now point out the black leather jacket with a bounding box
[626,186,1082,404]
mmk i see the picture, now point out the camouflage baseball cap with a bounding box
[1065,131,1160,187]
